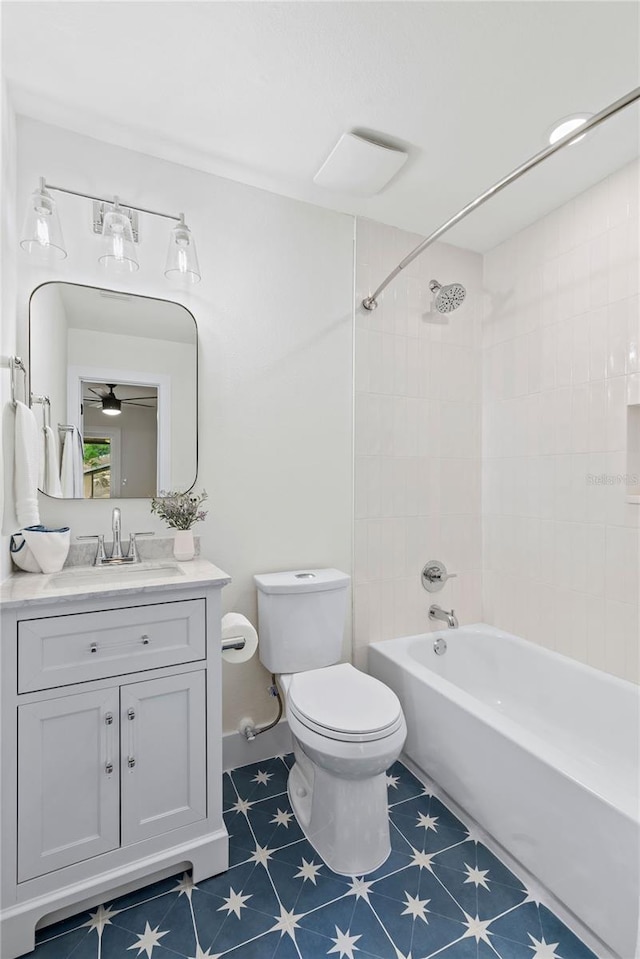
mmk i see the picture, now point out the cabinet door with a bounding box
[18,689,120,881]
[120,671,206,845]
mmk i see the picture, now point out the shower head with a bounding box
[429,279,466,314]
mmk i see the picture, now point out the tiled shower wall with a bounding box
[353,220,484,669]
[355,159,638,684]
[482,159,639,682]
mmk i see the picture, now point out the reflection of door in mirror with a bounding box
[81,381,157,499]
[29,282,198,499]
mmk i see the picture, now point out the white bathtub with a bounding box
[369,624,639,959]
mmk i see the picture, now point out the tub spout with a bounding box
[429,604,458,629]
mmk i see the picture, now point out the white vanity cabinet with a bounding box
[0,562,230,959]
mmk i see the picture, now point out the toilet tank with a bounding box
[254,569,350,674]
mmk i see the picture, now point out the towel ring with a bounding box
[9,356,27,407]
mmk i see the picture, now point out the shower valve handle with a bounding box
[421,560,457,592]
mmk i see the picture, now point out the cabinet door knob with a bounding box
[104,713,113,725]
[90,642,98,654]
[141,634,150,645]
[105,761,113,775]
[127,707,135,721]
[127,756,136,769]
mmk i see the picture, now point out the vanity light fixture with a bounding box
[98,198,139,273]
[19,178,202,284]
[20,177,67,260]
[164,213,201,284]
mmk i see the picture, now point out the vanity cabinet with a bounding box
[18,687,121,879]
[0,564,230,959]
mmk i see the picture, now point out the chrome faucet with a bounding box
[429,604,458,629]
[77,510,154,565]
[111,507,123,561]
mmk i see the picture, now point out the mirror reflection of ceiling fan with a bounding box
[82,383,158,417]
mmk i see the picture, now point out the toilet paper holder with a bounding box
[222,636,246,651]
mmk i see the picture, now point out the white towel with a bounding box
[14,401,41,527]
[40,425,62,497]
[60,426,84,498]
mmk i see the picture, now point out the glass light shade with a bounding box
[20,180,67,259]
[164,214,201,284]
[99,201,139,273]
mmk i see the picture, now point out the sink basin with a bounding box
[49,563,186,588]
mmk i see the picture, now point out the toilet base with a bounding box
[287,743,392,876]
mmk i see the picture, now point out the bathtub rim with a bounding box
[369,624,639,824]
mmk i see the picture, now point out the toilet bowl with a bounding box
[254,569,407,876]
[279,663,407,875]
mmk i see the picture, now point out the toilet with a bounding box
[254,568,407,876]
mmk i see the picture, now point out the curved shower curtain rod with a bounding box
[362,85,640,311]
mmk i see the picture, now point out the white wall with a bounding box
[10,116,354,731]
[483,159,640,683]
[354,218,484,668]
[30,283,67,436]
[0,82,17,579]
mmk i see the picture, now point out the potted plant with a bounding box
[150,489,208,561]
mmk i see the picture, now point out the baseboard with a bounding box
[223,718,292,771]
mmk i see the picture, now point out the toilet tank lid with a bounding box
[254,568,350,594]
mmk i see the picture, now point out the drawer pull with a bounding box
[88,636,152,656]
[105,761,113,775]
[127,756,136,769]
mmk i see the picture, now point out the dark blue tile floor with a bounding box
[24,756,598,959]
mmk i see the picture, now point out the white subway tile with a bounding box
[589,233,609,309]
[588,307,608,381]
[588,380,607,452]
[605,525,639,605]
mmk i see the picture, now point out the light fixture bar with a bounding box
[42,182,182,223]
[362,84,640,311]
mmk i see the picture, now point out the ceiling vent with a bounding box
[313,133,408,197]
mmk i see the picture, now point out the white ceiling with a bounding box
[3,1,639,252]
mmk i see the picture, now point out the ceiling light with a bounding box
[20,177,67,259]
[101,386,122,416]
[548,114,593,146]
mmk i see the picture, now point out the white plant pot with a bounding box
[173,529,195,562]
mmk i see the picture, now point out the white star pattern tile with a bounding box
[24,756,599,959]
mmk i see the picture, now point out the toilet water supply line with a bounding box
[240,674,283,741]
[362,85,640,312]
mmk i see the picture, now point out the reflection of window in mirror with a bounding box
[29,282,198,500]
[83,436,112,499]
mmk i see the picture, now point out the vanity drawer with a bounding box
[18,599,206,692]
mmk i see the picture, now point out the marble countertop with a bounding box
[0,558,231,610]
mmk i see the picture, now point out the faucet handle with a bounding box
[421,560,457,593]
[127,532,155,563]
[77,534,107,566]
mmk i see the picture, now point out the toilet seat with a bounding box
[286,663,403,743]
